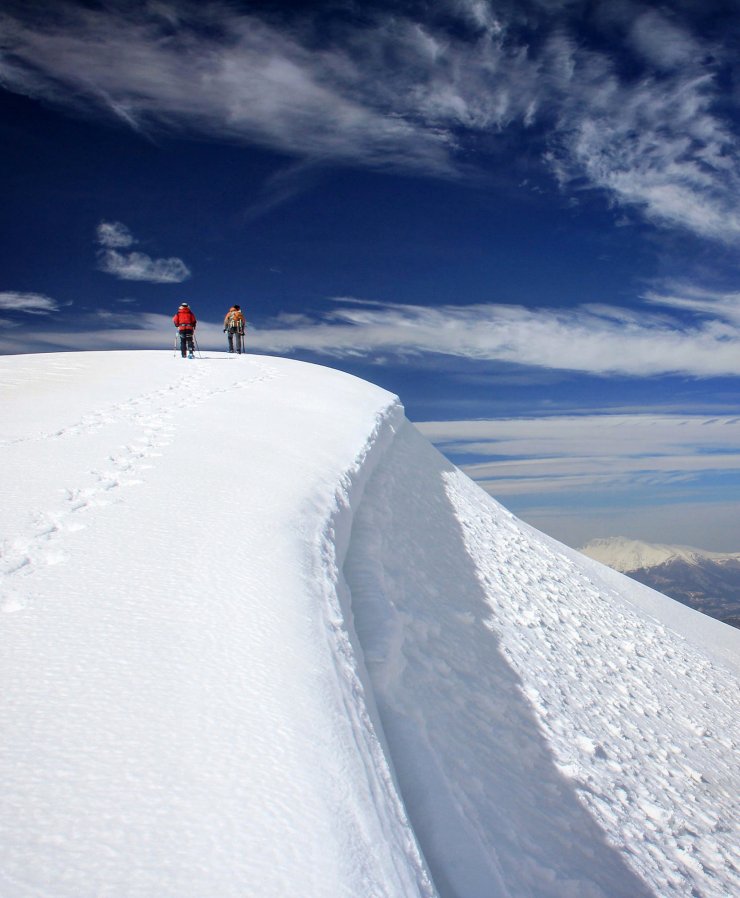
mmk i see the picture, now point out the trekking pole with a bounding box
[193,334,202,359]
[173,333,178,357]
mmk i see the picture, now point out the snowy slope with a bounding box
[1,351,738,898]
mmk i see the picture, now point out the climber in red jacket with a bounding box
[172,303,197,358]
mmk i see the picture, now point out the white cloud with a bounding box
[97,220,135,248]
[248,297,740,377]
[98,249,191,283]
[0,291,59,314]
[94,221,191,283]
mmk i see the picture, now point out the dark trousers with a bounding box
[227,329,243,353]
[179,329,195,357]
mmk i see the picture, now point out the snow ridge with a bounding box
[1,351,738,898]
[305,397,436,897]
[0,352,432,898]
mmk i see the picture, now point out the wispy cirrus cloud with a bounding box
[248,295,740,378]
[548,58,740,241]
[0,291,59,314]
[2,2,740,240]
[95,220,191,283]
[0,3,465,176]
[643,283,740,324]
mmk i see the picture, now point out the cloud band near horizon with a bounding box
[416,408,740,551]
[415,411,740,553]
[3,286,740,380]
[418,412,740,494]
[246,294,740,378]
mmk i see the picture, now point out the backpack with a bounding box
[226,309,245,332]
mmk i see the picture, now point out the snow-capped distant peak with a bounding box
[579,536,740,572]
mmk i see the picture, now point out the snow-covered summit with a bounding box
[580,536,740,572]
[1,351,738,898]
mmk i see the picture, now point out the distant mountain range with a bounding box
[580,537,740,629]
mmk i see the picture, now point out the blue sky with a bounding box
[3,0,740,550]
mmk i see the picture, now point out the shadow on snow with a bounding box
[344,421,655,898]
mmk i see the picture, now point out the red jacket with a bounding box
[173,307,197,331]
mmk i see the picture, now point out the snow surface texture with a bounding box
[1,351,738,898]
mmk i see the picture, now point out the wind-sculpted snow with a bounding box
[1,351,738,898]
[346,421,740,898]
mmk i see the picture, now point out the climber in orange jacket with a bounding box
[223,304,246,354]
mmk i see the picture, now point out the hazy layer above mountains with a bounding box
[581,537,740,628]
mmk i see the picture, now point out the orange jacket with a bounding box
[224,307,245,332]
